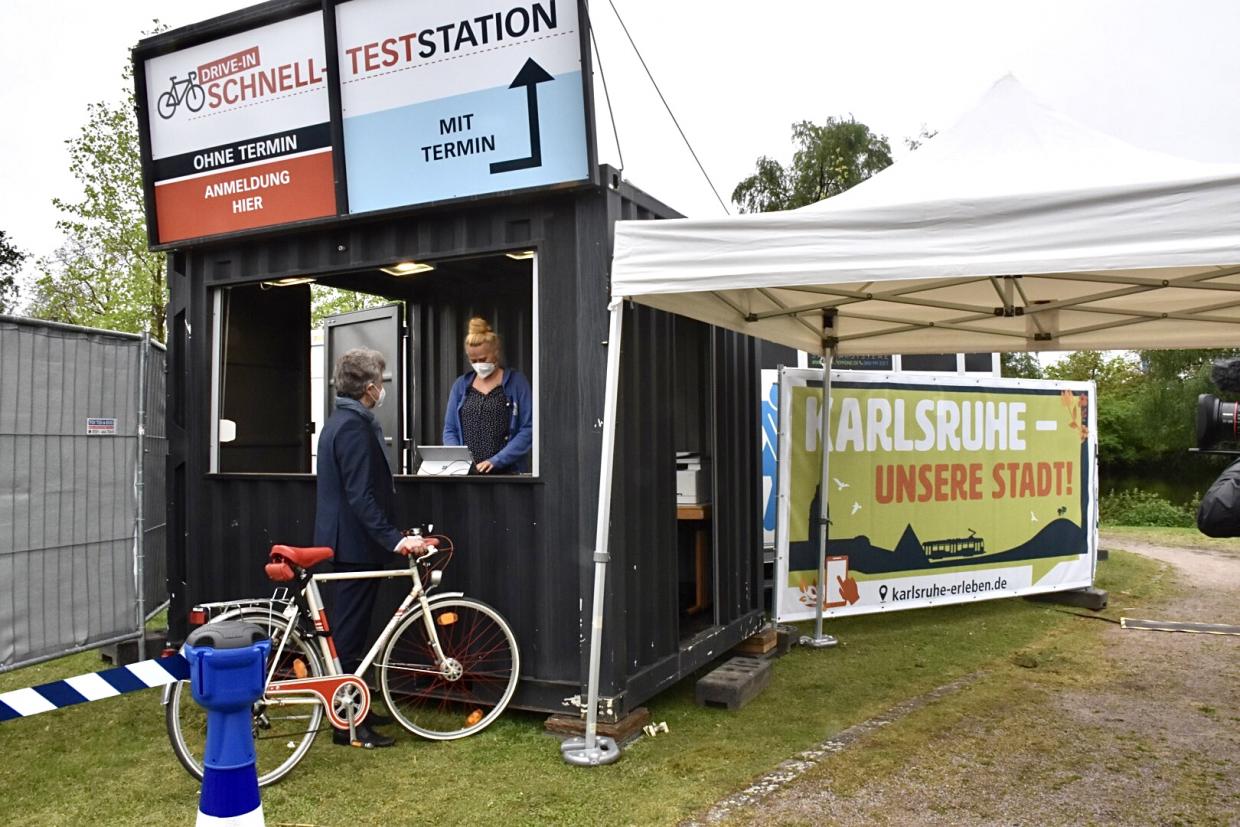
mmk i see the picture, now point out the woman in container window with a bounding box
[443,318,533,474]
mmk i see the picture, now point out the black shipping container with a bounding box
[165,170,765,718]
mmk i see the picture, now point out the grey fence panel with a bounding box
[142,342,168,618]
[0,317,165,670]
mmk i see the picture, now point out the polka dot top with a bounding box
[460,385,511,465]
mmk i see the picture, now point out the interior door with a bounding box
[324,304,406,473]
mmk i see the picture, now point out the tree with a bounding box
[27,59,166,339]
[904,126,938,152]
[1000,351,1043,379]
[1043,351,1147,467]
[1043,350,1142,394]
[310,285,388,328]
[1040,348,1240,471]
[1129,348,1240,460]
[732,117,894,213]
[0,230,26,314]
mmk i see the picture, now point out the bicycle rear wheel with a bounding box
[165,610,325,786]
[379,597,519,740]
[156,91,177,119]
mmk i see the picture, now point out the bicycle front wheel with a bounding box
[185,83,206,113]
[379,597,519,740]
[165,610,325,786]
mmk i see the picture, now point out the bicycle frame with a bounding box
[258,556,465,733]
[164,540,520,786]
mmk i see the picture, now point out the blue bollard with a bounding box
[184,622,270,826]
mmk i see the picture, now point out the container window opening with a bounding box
[211,253,537,477]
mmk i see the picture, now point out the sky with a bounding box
[3,0,1240,284]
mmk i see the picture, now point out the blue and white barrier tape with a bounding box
[0,654,189,721]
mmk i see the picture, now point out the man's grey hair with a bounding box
[334,348,386,399]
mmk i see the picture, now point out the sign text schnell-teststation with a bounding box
[341,3,560,72]
[337,0,589,213]
[137,1,595,245]
[143,12,337,243]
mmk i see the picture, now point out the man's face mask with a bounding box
[372,383,386,407]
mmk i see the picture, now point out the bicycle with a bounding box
[163,531,520,786]
[156,72,206,120]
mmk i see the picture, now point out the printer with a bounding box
[676,452,710,505]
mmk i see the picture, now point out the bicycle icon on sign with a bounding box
[156,71,206,120]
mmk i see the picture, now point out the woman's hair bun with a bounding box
[464,317,501,352]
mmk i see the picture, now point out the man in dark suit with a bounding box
[315,348,423,748]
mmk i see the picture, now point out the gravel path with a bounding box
[697,536,1240,826]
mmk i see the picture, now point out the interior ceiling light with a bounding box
[263,276,316,287]
[380,261,435,276]
[505,250,536,261]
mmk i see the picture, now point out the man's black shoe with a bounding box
[366,711,394,727]
[332,723,395,748]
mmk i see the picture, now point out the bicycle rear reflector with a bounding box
[188,608,208,626]
[436,612,459,626]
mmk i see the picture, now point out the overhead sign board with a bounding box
[134,0,595,247]
[335,0,590,214]
[142,12,337,244]
[774,371,1097,622]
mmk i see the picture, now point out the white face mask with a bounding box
[473,362,496,378]
[372,384,386,408]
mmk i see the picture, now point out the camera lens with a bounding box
[1198,393,1239,450]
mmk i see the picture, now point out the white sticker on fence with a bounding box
[86,418,117,435]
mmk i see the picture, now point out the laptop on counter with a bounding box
[415,445,475,476]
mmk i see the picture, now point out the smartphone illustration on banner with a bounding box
[823,555,850,608]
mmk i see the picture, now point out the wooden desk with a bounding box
[677,503,711,615]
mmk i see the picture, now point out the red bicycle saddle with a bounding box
[269,544,334,569]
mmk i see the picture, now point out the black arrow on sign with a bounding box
[489,58,555,175]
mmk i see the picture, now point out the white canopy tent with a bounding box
[613,76,1240,356]
[562,77,1240,764]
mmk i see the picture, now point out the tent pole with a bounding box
[562,299,624,767]
[801,325,839,649]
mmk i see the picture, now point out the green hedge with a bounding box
[1100,488,1197,527]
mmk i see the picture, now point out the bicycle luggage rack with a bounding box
[188,595,293,626]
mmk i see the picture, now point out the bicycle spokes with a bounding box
[381,601,517,738]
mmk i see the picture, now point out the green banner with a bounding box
[777,373,1095,620]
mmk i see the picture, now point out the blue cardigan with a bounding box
[442,368,533,473]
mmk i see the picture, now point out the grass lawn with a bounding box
[1101,524,1240,554]
[0,552,1167,826]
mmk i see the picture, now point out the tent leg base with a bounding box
[561,735,622,766]
[799,634,839,649]
[545,707,649,746]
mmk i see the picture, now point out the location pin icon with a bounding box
[879,585,888,602]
